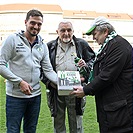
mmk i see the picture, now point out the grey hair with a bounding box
[57,20,73,30]
[95,23,115,34]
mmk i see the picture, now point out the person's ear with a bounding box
[104,28,109,36]
[56,30,58,34]
[25,20,27,26]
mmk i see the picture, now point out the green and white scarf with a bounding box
[88,31,117,82]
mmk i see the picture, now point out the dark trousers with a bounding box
[6,95,41,133]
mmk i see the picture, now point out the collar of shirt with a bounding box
[30,36,38,48]
[22,32,39,48]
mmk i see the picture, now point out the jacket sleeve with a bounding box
[40,68,55,89]
[0,35,22,84]
[80,40,95,83]
[40,43,57,86]
[83,44,95,70]
[83,39,132,95]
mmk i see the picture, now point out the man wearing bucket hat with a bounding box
[71,16,133,133]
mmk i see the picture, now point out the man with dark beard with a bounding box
[41,21,95,133]
[0,9,57,133]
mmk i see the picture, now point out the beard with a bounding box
[62,38,71,43]
[30,32,37,37]
[27,28,39,37]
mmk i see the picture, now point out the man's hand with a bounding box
[19,80,33,95]
[80,76,85,82]
[70,86,85,98]
[78,59,87,67]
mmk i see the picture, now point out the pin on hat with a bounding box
[86,16,109,35]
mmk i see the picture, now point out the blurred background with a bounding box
[0,1,133,52]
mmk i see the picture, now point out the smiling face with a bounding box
[25,16,43,37]
[56,22,74,44]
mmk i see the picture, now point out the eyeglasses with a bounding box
[60,28,72,33]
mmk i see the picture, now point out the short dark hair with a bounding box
[26,9,43,20]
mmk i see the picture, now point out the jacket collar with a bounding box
[15,30,44,45]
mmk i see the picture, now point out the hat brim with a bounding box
[86,25,96,35]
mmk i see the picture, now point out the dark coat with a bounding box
[41,35,95,117]
[83,35,133,133]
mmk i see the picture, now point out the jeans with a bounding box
[6,95,41,133]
